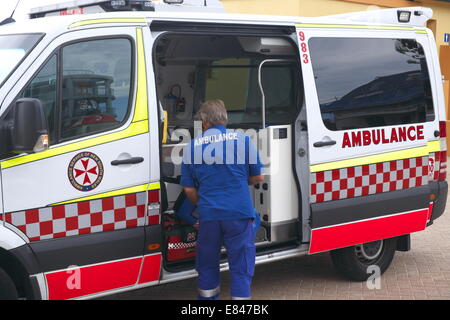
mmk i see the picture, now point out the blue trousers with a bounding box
[196,219,256,300]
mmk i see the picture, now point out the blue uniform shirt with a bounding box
[181,125,263,222]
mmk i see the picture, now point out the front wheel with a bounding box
[330,237,397,281]
[0,267,18,300]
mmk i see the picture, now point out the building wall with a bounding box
[221,0,450,118]
[222,0,450,48]
[425,1,450,48]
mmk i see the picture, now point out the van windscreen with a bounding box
[0,34,42,87]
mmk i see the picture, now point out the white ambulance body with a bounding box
[0,0,446,299]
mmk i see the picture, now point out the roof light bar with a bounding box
[111,0,126,9]
[30,0,225,18]
[109,0,154,11]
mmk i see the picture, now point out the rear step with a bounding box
[162,238,300,273]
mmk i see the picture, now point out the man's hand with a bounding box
[249,175,264,186]
[183,187,199,205]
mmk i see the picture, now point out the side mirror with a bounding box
[12,98,49,154]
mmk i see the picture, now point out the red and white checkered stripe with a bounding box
[168,241,197,250]
[310,156,429,204]
[147,202,160,226]
[430,151,447,181]
[1,190,161,242]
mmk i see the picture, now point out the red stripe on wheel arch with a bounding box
[46,257,142,300]
[309,208,429,254]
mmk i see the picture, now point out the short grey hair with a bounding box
[196,100,228,126]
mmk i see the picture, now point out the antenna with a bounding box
[10,0,21,19]
[0,0,21,26]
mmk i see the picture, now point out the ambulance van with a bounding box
[0,0,447,300]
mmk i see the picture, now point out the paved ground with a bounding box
[106,168,450,300]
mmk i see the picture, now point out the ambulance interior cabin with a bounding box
[154,32,302,268]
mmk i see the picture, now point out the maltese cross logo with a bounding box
[68,152,104,191]
[74,158,99,186]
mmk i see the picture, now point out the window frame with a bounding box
[197,59,300,126]
[57,35,136,143]
[2,35,136,147]
[308,36,436,132]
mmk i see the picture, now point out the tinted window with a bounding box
[309,38,434,131]
[262,66,294,110]
[60,38,132,140]
[255,64,296,124]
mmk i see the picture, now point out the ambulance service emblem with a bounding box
[68,151,104,192]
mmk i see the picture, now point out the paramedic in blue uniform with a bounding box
[181,99,264,300]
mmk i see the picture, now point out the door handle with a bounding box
[313,140,336,147]
[111,157,144,166]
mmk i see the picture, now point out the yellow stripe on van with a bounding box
[50,182,161,206]
[1,120,149,170]
[1,27,150,170]
[295,23,417,32]
[133,28,148,123]
[69,18,147,29]
[309,140,440,173]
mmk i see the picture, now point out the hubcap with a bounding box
[355,240,384,263]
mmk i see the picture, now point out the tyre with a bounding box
[330,237,397,281]
[0,267,18,300]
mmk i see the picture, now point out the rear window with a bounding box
[202,58,298,126]
[205,58,250,111]
[309,37,435,131]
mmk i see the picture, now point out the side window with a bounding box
[20,55,58,143]
[261,66,294,110]
[204,58,251,111]
[201,58,298,126]
[60,38,133,140]
[309,38,435,131]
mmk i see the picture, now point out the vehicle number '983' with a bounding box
[298,31,309,64]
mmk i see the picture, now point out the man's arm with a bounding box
[248,175,264,186]
[181,142,199,205]
[183,187,199,205]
